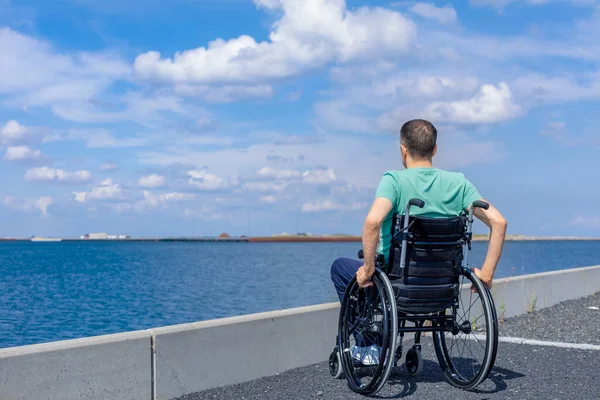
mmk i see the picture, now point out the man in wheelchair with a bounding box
[329,119,507,394]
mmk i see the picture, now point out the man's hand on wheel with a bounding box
[356,265,374,288]
[472,267,493,291]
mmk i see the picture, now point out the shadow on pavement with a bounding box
[370,360,525,399]
[470,365,526,395]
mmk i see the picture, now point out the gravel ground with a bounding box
[174,294,600,400]
[177,341,599,400]
[500,291,600,344]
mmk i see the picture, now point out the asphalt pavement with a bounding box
[175,292,600,400]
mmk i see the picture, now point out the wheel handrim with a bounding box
[433,267,496,389]
[338,273,393,394]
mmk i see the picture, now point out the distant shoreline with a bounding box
[1,235,600,243]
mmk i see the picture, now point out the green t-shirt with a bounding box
[375,167,482,263]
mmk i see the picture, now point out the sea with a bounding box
[0,240,599,349]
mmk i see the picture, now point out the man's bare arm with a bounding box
[361,197,393,275]
[473,199,507,287]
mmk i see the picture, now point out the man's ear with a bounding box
[400,143,407,156]
[432,144,437,157]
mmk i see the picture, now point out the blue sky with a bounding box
[1,0,600,238]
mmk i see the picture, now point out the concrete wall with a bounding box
[0,330,152,400]
[0,264,598,400]
[149,303,339,399]
[488,264,600,319]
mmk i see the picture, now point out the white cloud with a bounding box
[100,162,117,171]
[134,0,417,84]
[328,69,481,104]
[302,168,337,184]
[24,166,92,183]
[110,203,134,214]
[48,92,189,125]
[414,76,480,98]
[134,190,195,212]
[138,174,166,188]
[188,169,236,190]
[422,30,599,62]
[256,166,301,179]
[34,196,52,216]
[260,195,276,204]
[0,29,199,127]
[540,121,567,141]
[174,84,274,102]
[0,27,130,110]
[141,131,501,191]
[243,181,290,192]
[3,145,42,161]
[2,195,52,216]
[468,0,588,8]
[511,72,600,104]
[183,206,226,221]
[539,121,600,147]
[239,166,337,197]
[423,82,522,124]
[73,178,123,202]
[301,199,367,213]
[1,120,28,141]
[571,215,600,229]
[314,100,376,134]
[409,3,457,24]
[316,71,484,134]
[44,128,149,148]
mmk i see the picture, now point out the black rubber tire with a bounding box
[405,346,423,376]
[338,268,398,396]
[433,267,496,390]
[484,285,499,381]
[328,348,344,379]
[371,270,398,395]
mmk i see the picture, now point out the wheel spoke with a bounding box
[433,268,496,390]
[338,272,395,396]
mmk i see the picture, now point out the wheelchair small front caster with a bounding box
[405,346,423,376]
[328,347,343,379]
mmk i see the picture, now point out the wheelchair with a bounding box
[328,199,498,396]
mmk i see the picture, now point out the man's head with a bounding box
[399,119,437,168]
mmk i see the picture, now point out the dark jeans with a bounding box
[330,257,362,303]
[330,257,380,347]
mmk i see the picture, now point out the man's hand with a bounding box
[472,267,493,290]
[356,265,374,288]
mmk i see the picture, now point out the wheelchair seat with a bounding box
[387,213,467,314]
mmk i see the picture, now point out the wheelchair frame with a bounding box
[329,198,499,396]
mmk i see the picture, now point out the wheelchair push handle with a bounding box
[404,198,425,218]
[409,198,425,208]
[472,200,489,210]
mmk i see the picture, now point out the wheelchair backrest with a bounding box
[397,214,467,242]
[387,213,467,313]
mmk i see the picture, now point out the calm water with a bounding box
[0,240,599,348]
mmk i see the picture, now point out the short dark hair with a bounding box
[400,119,437,159]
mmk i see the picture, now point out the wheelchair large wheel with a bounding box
[483,284,499,381]
[433,267,497,390]
[338,269,397,395]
